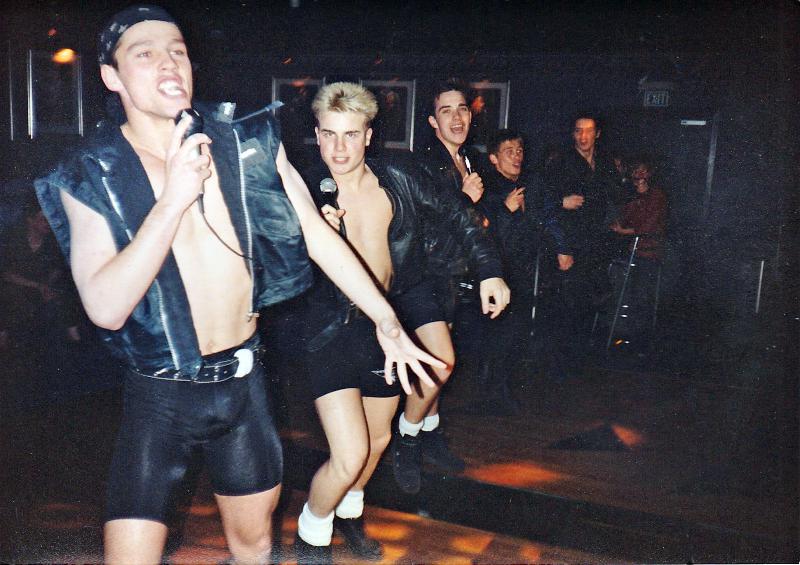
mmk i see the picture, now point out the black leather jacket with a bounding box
[301,153,502,350]
[544,147,622,257]
[35,102,312,376]
[481,168,546,287]
[416,139,488,276]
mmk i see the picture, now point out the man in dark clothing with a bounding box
[416,79,488,317]
[544,113,622,379]
[390,79,494,485]
[470,129,565,413]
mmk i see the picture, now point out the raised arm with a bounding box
[275,144,443,392]
[63,118,210,330]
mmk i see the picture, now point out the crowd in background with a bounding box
[0,90,668,418]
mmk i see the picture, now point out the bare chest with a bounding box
[136,150,253,352]
[337,185,394,287]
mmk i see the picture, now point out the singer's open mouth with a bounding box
[158,79,186,97]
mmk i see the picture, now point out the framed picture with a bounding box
[27,49,84,137]
[468,80,510,152]
[271,77,324,145]
[359,79,416,150]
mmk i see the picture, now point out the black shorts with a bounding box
[306,279,445,400]
[307,316,401,399]
[105,342,282,524]
[394,278,446,331]
[427,275,463,325]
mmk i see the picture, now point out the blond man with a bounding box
[293,82,508,563]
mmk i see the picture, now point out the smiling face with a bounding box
[489,138,524,181]
[428,90,472,153]
[630,164,652,194]
[573,118,599,156]
[315,110,372,178]
[100,20,192,123]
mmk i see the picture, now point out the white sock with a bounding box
[421,413,440,432]
[297,502,333,546]
[398,412,424,437]
[335,489,364,519]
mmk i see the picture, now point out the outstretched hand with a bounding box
[375,317,444,395]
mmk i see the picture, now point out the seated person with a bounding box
[610,157,667,261]
[609,157,668,343]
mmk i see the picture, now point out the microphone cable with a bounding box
[197,194,254,262]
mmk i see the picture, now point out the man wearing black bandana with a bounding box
[34,5,442,563]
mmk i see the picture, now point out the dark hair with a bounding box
[430,78,470,115]
[627,154,655,174]
[487,129,524,156]
[571,110,602,132]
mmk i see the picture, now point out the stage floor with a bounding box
[2,390,622,564]
[0,318,796,562]
[276,337,796,563]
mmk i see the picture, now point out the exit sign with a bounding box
[644,90,670,107]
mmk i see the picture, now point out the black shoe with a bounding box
[334,516,383,560]
[391,432,422,494]
[293,536,332,565]
[421,427,465,473]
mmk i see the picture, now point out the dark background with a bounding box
[0,0,797,343]
[0,3,797,560]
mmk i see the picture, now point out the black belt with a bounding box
[131,335,263,383]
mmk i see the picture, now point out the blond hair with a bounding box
[312,82,378,125]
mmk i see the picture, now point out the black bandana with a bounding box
[97,5,178,66]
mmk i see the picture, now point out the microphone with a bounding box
[319,177,338,208]
[175,108,206,211]
[175,108,204,157]
[319,177,346,237]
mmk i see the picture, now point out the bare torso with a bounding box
[128,137,255,354]
[453,153,468,178]
[335,167,393,291]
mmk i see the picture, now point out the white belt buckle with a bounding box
[233,348,254,378]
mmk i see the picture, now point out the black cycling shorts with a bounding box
[105,347,281,524]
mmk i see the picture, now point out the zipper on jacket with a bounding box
[98,159,180,370]
[232,128,258,321]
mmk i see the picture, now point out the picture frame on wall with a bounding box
[468,80,510,152]
[271,77,324,145]
[27,49,84,138]
[359,79,416,150]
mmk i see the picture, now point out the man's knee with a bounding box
[227,527,272,564]
[432,360,454,384]
[329,447,368,483]
[370,429,393,455]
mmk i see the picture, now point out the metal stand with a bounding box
[606,236,640,350]
[530,245,542,332]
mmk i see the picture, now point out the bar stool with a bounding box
[591,236,663,350]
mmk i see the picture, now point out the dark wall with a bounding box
[0,1,796,312]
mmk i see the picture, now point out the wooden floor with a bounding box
[1,390,621,563]
[1,319,796,563]
[278,339,797,560]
